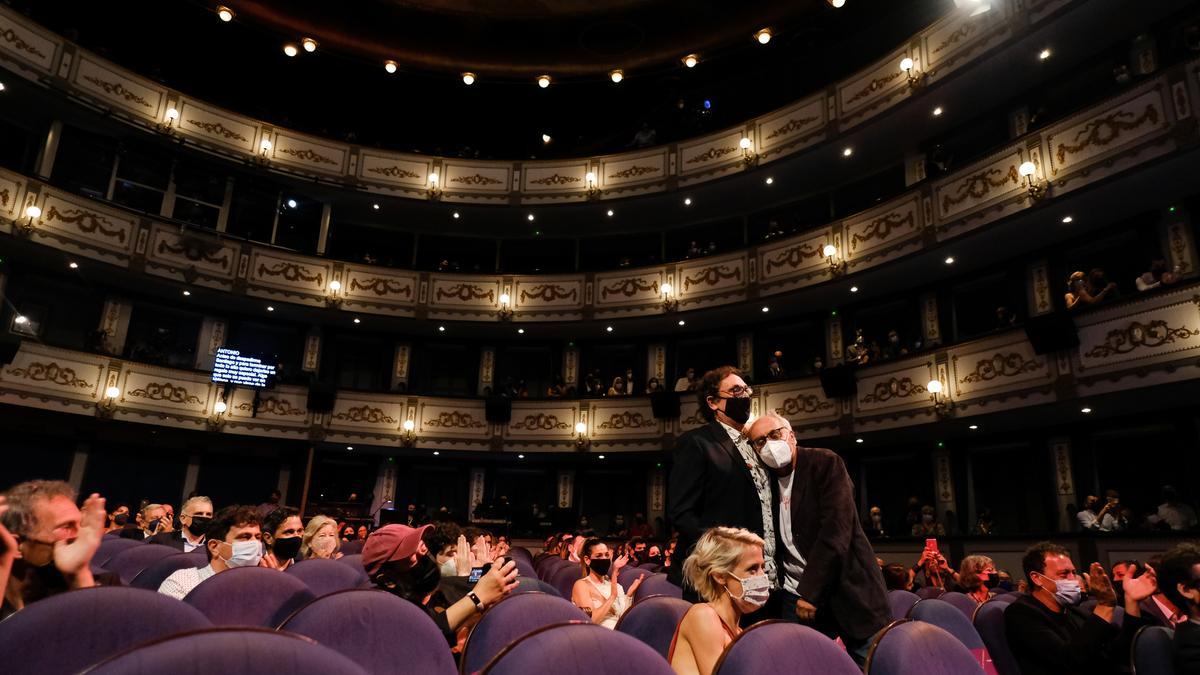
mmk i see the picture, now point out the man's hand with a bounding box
[260,550,292,571]
[455,534,472,575]
[1123,563,1158,604]
[0,496,16,564]
[475,559,519,607]
[472,535,494,564]
[795,597,817,622]
[54,493,104,584]
[1084,563,1117,607]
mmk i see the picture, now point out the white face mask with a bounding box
[758,439,792,469]
[728,572,771,609]
[440,559,459,577]
[217,539,263,568]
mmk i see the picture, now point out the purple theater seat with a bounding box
[182,566,316,627]
[508,547,534,564]
[634,573,683,602]
[340,539,365,555]
[512,576,562,597]
[514,558,538,579]
[713,621,860,675]
[94,537,141,565]
[974,599,1020,675]
[618,565,650,590]
[940,591,983,621]
[550,563,584,599]
[536,556,571,580]
[888,590,920,620]
[279,589,456,675]
[482,622,674,675]
[336,552,364,571]
[0,586,211,675]
[85,627,369,675]
[1132,625,1175,675]
[461,592,588,675]
[908,598,990,667]
[865,620,985,675]
[130,552,207,590]
[105,543,182,585]
[637,562,662,573]
[614,595,691,659]
[916,586,946,600]
[285,558,369,597]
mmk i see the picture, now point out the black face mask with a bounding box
[720,396,752,425]
[113,513,129,526]
[983,575,1000,589]
[187,516,212,537]
[145,518,161,534]
[379,554,441,602]
[589,558,612,577]
[273,536,303,560]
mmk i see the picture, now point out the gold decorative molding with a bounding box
[235,397,304,417]
[776,394,834,416]
[850,211,915,251]
[528,173,581,186]
[5,362,94,389]
[350,277,413,297]
[958,352,1043,383]
[45,205,127,242]
[1083,319,1200,359]
[685,146,737,164]
[128,382,202,405]
[683,265,741,290]
[156,240,230,267]
[940,165,1018,213]
[332,405,397,425]
[367,165,420,179]
[435,284,495,303]
[598,411,656,429]
[0,188,10,207]
[184,119,249,142]
[81,74,151,109]
[861,377,927,403]
[608,165,660,179]
[519,285,578,303]
[449,173,503,186]
[255,262,324,286]
[511,413,569,431]
[277,147,337,165]
[0,26,47,60]
[846,70,903,105]
[1055,104,1160,165]
[600,278,658,299]
[931,22,977,55]
[765,115,820,140]
[765,244,822,273]
[424,411,486,428]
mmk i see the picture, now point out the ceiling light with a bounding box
[25,205,41,219]
[372,203,380,210]
[609,69,624,83]
[856,438,864,444]
[682,54,699,68]
[384,60,398,74]
[765,177,774,185]
[683,197,692,206]
[606,209,614,217]
[678,320,686,326]
[14,315,27,325]
[283,43,299,58]
[182,290,191,296]
[452,211,460,219]
[899,57,914,72]
[850,286,859,293]
[828,0,846,6]
[517,328,525,334]
[954,0,992,15]
[944,256,955,265]
[301,38,318,53]
[1039,48,1052,60]
[969,424,979,430]
[842,147,853,157]
[438,326,445,332]
[68,262,78,269]
[527,213,535,222]
[933,106,944,116]
[0,82,6,92]
[267,306,275,312]
[286,198,297,209]
[1061,215,1073,224]
[739,137,752,149]
[216,5,234,21]
[1018,161,1036,177]
[754,28,773,45]
[761,306,770,313]
[462,72,476,85]
[1081,407,1092,414]
[542,133,552,144]
[353,318,361,324]
[606,326,613,332]
[537,75,551,88]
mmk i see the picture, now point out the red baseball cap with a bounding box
[361,524,431,577]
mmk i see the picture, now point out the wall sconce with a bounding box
[17,204,41,234]
[156,107,180,135]
[207,399,228,431]
[739,137,757,166]
[927,379,955,418]
[661,282,678,312]
[428,172,441,200]
[497,293,514,321]
[585,171,599,198]
[1018,161,1047,200]
[97,385,121,418]
[575,421,590,450]
[822,243,846,276]
[401,419,417,447]
[256,138,272,165]
[326,279,343,308]
[899,57,925,88]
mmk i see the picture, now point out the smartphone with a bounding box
[925,538,939,555]
[469,567,486,583]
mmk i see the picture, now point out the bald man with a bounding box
[745,413,890,666]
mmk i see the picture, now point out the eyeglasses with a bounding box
[720,384,753,397]
[750,426,790,450]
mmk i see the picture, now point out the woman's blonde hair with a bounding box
[958,554,994,591]
[681,527,764,602]
[301,515,340,559]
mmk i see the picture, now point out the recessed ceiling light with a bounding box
[855,438,864,444]
[384,60,398,74]
[438,326,445,332]
[828,0,846,6]
[527,213,535,221]
[761,306,770,313]
[1081,407,1092,414]
[68,261,78,269]
[267,306,275,312]
[606,326,613,332]
[0,82,6,92]
[678,320,686,326]
[283,43,299,58]
[944,256,955,265]
[372,203,380,210]
[433,451,440,456]
[517,328,525,334]
[969,425,979,430]
[286,198,297,209]
[765,177,774,185]
[541,133,552,144]
[452,211,460,219]
[518,454,525,459]
[754,28,773,45]
[13,315,27,325]
[1061,215,1073,223]
[933,106,944,116]
[850,286,859,293]
[462,72,476,85]
[301,38,318,53]
[606,209,614,217]
[598,454,606,459]
[216,5,234,21]
[182,290,191,296]
[683,197,692,206]
[682,54,699,68]
[537,75,551,88]
[1039,48,1052,60]
[842,147,853,157]
[609,69,624,83]
[353,318,361,324]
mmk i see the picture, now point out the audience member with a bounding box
[670,527,767,675]
[121,502,167,540]
[864,506,886,538]
[646,377,663,394]
[1065,270,1116,310]
[300,515,341,559]
[105,503,130,533]
[357,524,370,540]
[911,505,945,537]
[1157,542,1200,673]
[630,514,654,539]
[607,376,629,397]
[256,490,282,519]
[958,554,999,603]
[341,524,356,541]
[1159,486,1198,531]
[882,562,915,591]
[151,495,212,552]
[1005,541,1158,675]
[1,481,106,619]
[674,368,697,393]
[1077,493,1121,532]
[261,507,303,569]
[973,508,996,535]
[158,505,263,600]
[995,305,1017,329]
[571,538,643,628]
[1136,259,1179,291]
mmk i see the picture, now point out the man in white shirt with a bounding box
[1076,494,1120,532]
[1158,486,1198,531]
[672,368,696,393]
[158,505,264,600]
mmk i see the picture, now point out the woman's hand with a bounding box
[474,559,519,608]
[472,535,494,564]
[626,573,646,597]
[611,554,629,578]
[455,534,472,576]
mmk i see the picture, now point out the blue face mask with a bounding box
[217,539,263,568]
[1038,573,1082,606]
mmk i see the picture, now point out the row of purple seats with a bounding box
[865,620,986,675]
[462,592,588,674]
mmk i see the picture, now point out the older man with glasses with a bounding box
[744,412,890,667]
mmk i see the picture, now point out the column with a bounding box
[920,291,942,348]
[316,202,332,256]
[646,343,666,391]
[371,460,398,525]
[215,177,234,233]
[556,470,575,509]
[562,344,579,392]
[904,151,927,187]
[825,314,844,366]
[67,442,89,492]
[181,453,201,505]
[194,318,227,370]
[98,298,133,355]
[1048,437,1078,533]
[737,333,754,377]
[469,467,487,520]
[35,120,63,180]
[301,332,321,373]
[391,343,411,391]
[932,449,957,533]
[478,347,495,395]
[1163,207,1199,280]
[646,468,665,530]
[277,466,292,506]
[1027,260,1054,317]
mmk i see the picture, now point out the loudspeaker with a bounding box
[650,391,681,420]
[306,382,337,413]
[819,364,858,399]
[0,335,20,365]
[1024,312,1079,355]
[485,395,512,424]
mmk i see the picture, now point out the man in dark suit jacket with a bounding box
[150,496,213,552]
[745,413,890,665]
[1158,543,1200,674]
[668,366,776,598]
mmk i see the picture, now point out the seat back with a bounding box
[337,553,365,574]
[481,622,674,675]
[973,599,1020,675]
[285,557,370,596]
[130,552,207,590]
[182,566,316,627]
[713,621,860,675]
[340,540,365,555]
[0,586,211,675]
[513,558,538,579]
[1132,625,1176,675]
[94,537,141,565]
[614,595,691,659]
[908,597,988,671]
[549,563,584,599]
[618,565,649,590]
[940,592,982,620]
[85,627,369,675]
[888,590,920,620]
[916,586,946,600]
[461,592,587,675]
[104,543,182,585]
[865,620,985,675]
[634,573,683,602]
[279,589,456,675]
[536,555,570,579]
[512,576,562,597]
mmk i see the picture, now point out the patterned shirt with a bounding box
[158,563,216,600]
[719,421,778,587]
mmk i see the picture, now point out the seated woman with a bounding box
[299,515,342,559]
[958,554,999,603]
[571,538,644,629]
[1065,270,1116,310]
[607,376,629,397]
[669,527,768,675]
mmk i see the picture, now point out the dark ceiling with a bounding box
[17,0,946,158]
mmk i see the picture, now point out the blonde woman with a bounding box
[669,527,769,675]
[301,515,342,560]
[958,554,998,604]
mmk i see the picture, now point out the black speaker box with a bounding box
[306,382,337,413]
[0,335,20,365]
[819,364,858,399]
[1024,312,1080,355]
[650,391,681,420]
[485,395,512,424]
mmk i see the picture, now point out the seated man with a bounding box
[1157,543,1200,674]
[120,502,168,540]
[158,505,263,600]
[1006,541,1157,675]
[0,480,107,619]
[150,496,212,552]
